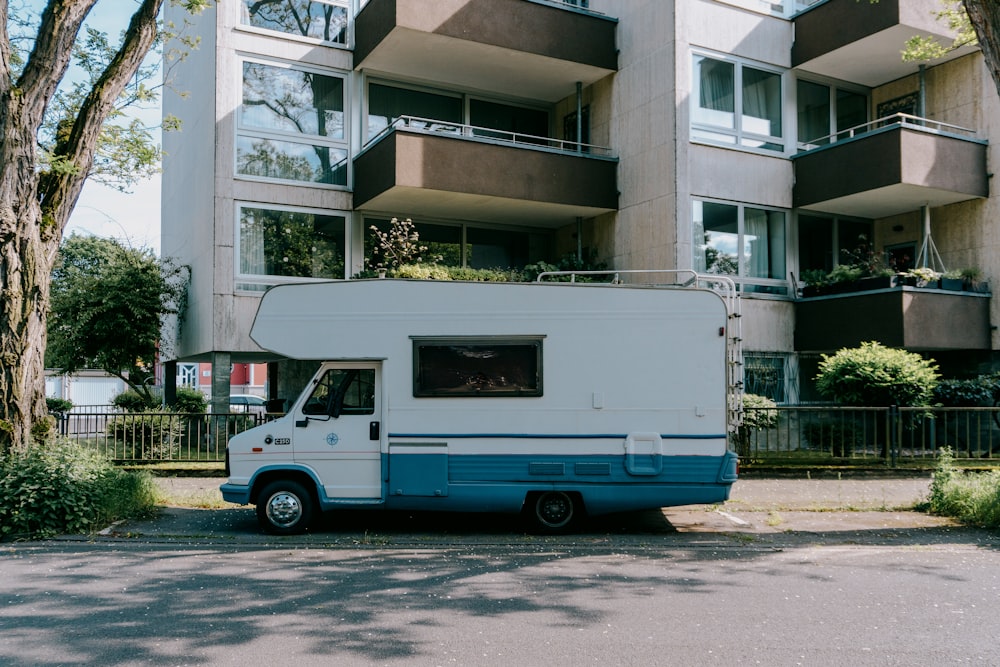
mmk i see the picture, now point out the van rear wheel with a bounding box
[257,480,314,535]
[528,491,579,533]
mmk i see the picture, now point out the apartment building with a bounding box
[161,0,996,410]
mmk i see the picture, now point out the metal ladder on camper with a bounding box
[535,269,744,434]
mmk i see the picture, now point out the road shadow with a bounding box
[94,503,1000,551]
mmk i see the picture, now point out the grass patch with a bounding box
[923,447,1000,528]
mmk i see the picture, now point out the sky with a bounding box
[28,1,164,253]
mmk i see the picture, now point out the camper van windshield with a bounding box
[303,368,375,416]
[413,338,542,397]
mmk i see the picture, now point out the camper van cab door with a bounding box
[294,363,382,499]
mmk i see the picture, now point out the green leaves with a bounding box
[815,341,940,407]
[0,440,158,539]
[47,235,188,398]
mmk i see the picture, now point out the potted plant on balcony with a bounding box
[939,269,965,291]
[800,269,830,297]
[959,266,986,292]
[902,266,941,287]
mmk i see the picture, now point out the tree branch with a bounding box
[37,0,164,239]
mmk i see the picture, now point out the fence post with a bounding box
[889,405,899,467]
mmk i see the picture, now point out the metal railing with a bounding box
[367,115,617,159]
[56,405,1000,466]
[798,112,984,152]
[55,411,281,463]
[739,405,1000,465]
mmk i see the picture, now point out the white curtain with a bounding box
[742,68,781,137]
[745,208,770,279]
[240,208,267,276]
[696,57,735,128]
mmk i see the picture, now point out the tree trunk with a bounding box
[0,0,167,453]
[0,196,57,451]
[964,0,1000,101]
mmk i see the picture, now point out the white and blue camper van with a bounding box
[222,275,741,534]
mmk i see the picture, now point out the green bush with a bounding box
[112,388,160,411]
[926,447,1000,528]
[815,341,939,407]
[522,250,608,282]
[801,420,863,458]
[46,397,73,414]
[108,411,182,460]
[173,387,208,414]
[0,440,158,539]
[734,394,778,458]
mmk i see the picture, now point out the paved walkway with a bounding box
[142,475,965,542]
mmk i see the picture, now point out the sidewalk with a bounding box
[144,474,960,541]
[153,475,934,512]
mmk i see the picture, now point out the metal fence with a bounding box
[739,406,1000,465]
[57,406,1000,466]
[56,411,277,463]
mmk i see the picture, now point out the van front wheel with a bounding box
[257,480,314,535]
[528,491,579,533]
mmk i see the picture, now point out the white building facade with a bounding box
[162,0,997,409]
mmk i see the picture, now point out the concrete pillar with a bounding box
[210,351,231,413]
[163,360,177,407]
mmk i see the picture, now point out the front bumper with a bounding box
[220,482,251,505]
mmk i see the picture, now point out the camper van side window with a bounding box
[412,338,542,398]
[302,368,375,415]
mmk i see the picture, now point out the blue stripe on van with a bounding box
[388,432,726,440]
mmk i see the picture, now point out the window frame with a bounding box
[236,55,350,189]
[362,215,554,271]
[795,76,870,151]
[692,198,789,296]
[412,336,544,398]
[691,50,786,155]
[235,201,350,290]
[237,0,352,48]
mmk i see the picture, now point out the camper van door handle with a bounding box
[369,421,380,440]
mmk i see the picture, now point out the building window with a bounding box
[365,218,552,271]
[238,59,348,186]
[563,105,590,151]
[798,215,872,275]
[744,353,788,404]
[692,53,783,152]
[177,364,198,389]
[693,200,787,294]
[413,338,543,398]
[240,0,349,45]
[797,80,868,149]
[367,83,463,140]
[237,205,346,284]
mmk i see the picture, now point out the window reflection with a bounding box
[239,206,345,280]
[241,0,349,44]
[242,62,345,139]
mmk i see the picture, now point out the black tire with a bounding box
[527,490,579,534]
[256,480,314,535]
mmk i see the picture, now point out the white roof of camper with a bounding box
[250,279,726,360]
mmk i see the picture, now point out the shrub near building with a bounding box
[815,341,939,407]
[0,440,158,540]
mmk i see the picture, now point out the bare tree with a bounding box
[0,0,207,453]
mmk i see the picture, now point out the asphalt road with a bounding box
[2,477,998,666]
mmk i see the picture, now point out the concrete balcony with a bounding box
[793,115,989,218]
[795,285,991,352]
[353,117,619,226]
[792,0,978,86]
[354,0,617,102]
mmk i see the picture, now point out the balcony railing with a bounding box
[366,115,617,159]
[798,112,984,153]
